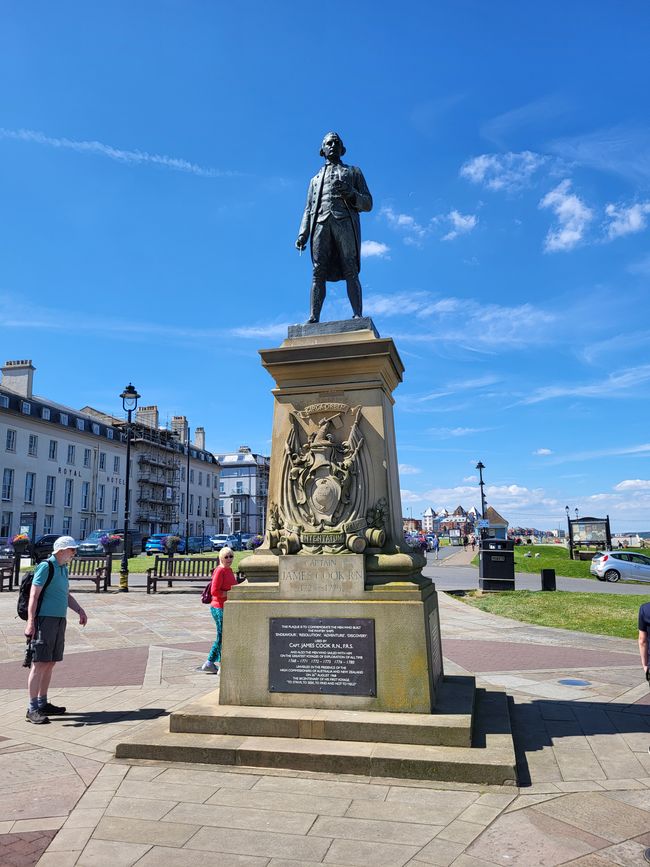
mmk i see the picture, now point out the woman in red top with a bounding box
[201,547,238,673]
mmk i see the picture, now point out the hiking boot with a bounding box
[26,708,50,725]
[40,702,66,715]
[199,660,219,673]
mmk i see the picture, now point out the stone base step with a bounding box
[116,688,516,785]
[169,675,475,747]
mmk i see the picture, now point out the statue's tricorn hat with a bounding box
[320,132,346,157]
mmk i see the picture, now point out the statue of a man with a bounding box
[296,132,373,323]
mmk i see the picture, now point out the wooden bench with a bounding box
[147,556,221,594]
[68,557,110,592]
[0,562,13,592]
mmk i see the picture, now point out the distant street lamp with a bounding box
[476,461,487,539]
[119,383,140,592]
[185,424,191,555]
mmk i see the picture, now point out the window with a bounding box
[80,517,89,537]
[97,484,105,512]
[24,472,35,504]
[64,478,73,508]
[236,481,244,494]
[96,519,104,530]
[43,514,53,534]
[92,423,100,435]
[0,395,8,408]
[76,418,84,431]
[113,455,120,474]
[206,473,210,487]
[67,444,75,465]
[60,412,68,426]
[83,448,92,468]
[48,439,58,460]
[180,492,185,514]
[41,407,51,420]
[189,494,194,515]
[106,429,114,440]
[5,429,16,452]
[219,482,225,494]
[234,499,241,514]
[197,496,202,516]
[81,482,89,511]
[1,511,12,536]
[62,516,71,534]
[28,434,38,456]
[45,476,56,506]
[190,469,195,484]
[99,452,106,470]
[199,471,203,486]
[205,498,209,517]
[2,469,14,501]
[21,401,31,415]
[112,486,119,513]
[181,466,186,482]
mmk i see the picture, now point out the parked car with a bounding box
[187,536,212,554]
[145,534,186,556]
[32,534,61,563]
[77,529,144,557]
[590,550,650,583]
[0,537,14,561]
[226,534,241,551]
[211,534,230,551]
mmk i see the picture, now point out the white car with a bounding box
[590,550,650,583]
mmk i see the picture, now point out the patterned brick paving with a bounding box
[0,646,150,689]
[0,830,57,865]
[443,637,639,672]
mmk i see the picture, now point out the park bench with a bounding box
[147,556,221,594]
[0,562,13,592]
[68,556,110,592]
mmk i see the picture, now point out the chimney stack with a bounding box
[171,415,188,444]
[1,360,35,398]
[136,405,159,429]
[194,427,206,450]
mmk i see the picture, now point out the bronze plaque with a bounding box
[269,617,376,696]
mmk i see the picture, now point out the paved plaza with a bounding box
[0,571,649,866]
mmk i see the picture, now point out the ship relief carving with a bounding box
[270,404,377,555]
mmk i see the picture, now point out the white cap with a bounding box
[53,535,79,553]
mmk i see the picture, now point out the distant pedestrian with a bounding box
[639,600,650,687]
[24,536,88,725]
[201,547,239,673]
[432,534,440,560]
[463,535,469,550]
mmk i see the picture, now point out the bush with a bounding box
[246,535,264,550]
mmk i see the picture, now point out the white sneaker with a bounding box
[200,660,219,673]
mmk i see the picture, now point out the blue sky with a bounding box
[2,1,649,531]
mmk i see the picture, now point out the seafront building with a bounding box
[213,446,270,536]
[0,360,218,541]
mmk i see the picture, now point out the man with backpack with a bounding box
[24,536,88,724]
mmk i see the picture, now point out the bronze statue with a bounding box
[296,132,373,323]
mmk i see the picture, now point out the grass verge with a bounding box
[471,544,649,582]
[454,589,646,639]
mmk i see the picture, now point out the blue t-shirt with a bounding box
[33,555,69,618]
[638,602,650,635]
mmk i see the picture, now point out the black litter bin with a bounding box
[479,538,515,591]
[541,568,556,591]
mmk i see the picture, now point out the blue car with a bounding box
[145,534,186,556]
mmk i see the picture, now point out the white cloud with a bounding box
[547,124,650,184]
[460,151,547,191]
[230,323,289,339]
[604,201,650,240]
[399,464,421,475]
[442,210,478,241]
[380,205,428,244]
[522,364,650,404]
[0,126,235,178]
[614,479,650,491]
[533,448,553,456]
[360,240,390,258]
[428,426,490,438]
[539,180,594,252]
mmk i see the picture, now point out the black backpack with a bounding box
[17,561,54,621]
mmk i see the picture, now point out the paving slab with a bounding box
[532,791,650,843]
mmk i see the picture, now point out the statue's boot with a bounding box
[308,279,326,323]
[346,276,363,319]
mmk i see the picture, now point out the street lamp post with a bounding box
[119,383,140,592]
[185,423,191,555]
[476,461,487,539]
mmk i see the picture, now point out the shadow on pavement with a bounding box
[61,707,168,727]
[510,696,650,787]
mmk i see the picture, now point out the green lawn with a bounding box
[454,589,647,639]
[118,549,253,574]
[471,544,649,581]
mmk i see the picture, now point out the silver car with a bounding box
[590,550,650,582]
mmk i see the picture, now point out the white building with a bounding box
[1,359,219,541]
[213,446,269,535]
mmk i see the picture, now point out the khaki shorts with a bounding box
[31,616,66,663]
